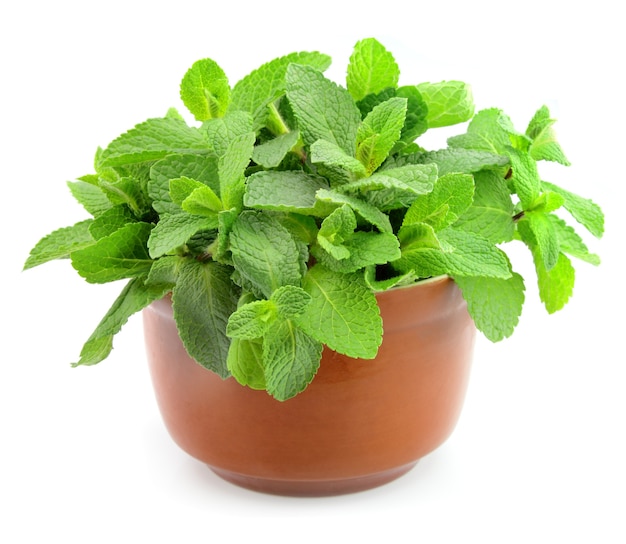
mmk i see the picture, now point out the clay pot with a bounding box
[142,275,475,496]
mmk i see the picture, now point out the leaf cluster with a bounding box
[24,38,604,400]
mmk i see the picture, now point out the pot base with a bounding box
[209,462,418,497]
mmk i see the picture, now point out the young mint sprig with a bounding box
[24,37,604,400]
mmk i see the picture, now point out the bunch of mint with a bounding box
[24,38,604,401]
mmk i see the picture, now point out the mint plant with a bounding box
[24,38,604,401]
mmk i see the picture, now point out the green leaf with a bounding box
[448,108,513,155]
[180,58,230,121]
[271,285,311,319]
[71,222,154,283]
[356,97,407,174]
[549,214,600,265]
[98,176,147,216]
[244,170,329,215]
[89,206,137,240]
[229,211,304,298]
[364,266,418,292]
[227,299,277,339]
[416,147,508,176]
[522,211,560,271]
[403,173,474,230]
[339,166,435,211]
[146,255,183,285]
[315,189,392,233]
[218,131,255,211]
[67,180,113,217]
[149,154,220,215]
[395,227,512,279]
[310,139,367,177]
[147,213,216,258]
[507,147,541,209]
[98,118,210,168]
[74,277,172,366]
[172,259,240,377]
[346,38,399,101]
[312,231,401,273]
[526,105,570,166]
[230,51,331,131]
[416,81,474,128]
[24,220,94,270]
[227,338,266,390]
[535,251,575,314]
[541,181,604,238]
[317,204,357,260]
[455,273,525,342]
[203,110,254,157]
[252,130,301,168]
[395,86,429,144]
[453,170,515,244]
[263,320,323,401]
[297,264,382,359]
[285,63,361,155]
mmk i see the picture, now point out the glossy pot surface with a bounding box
[143,276,475,496]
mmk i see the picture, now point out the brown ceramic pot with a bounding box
[142,275,475,496]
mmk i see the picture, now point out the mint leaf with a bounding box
[535,251,575,313]
[203,110,254,157]
[71,222,153,283]
[522,211,560,271]
[229,211,304,298]
[315,189,392,233]
[317,204,356,260]
[169,176,223,216]
[98,118,210,168]
[98,176,147,216]
[67,179,113,217]
[549,214,600,265]
[180,58,230,121]
[89,206,137,240]
[346,38,399,101]
[218,131,255,211]
[74,277,171,366]
[364,266,418,292]
[286,63,361,155]
[403,173,474,230]
[297,264,382,359]
[312,231,401,273]
[172,259,240,377]
[448,108,513,154]
[24,220,94,270]
[227,299,276,339]
[339,165,435,211]
[526,105,570,166]
[395,86,429,144]
[252,130,300,168]
[227,338,265,390]
[356,97,407,174]
[453,170,515,244]
[263,320,322,401]
[149,154,220,215]
[310,139,367,177]
[455,272,525,341]
[395,227,512,279]
[244,170,329,215]
[416,81,474,128]
[507,147,541,209]
[147,213,216,258]
[417,147,508,176]
[230,51,331,131]
[541,181,604,238]
[271,285,311,319]
[146,255,183,285]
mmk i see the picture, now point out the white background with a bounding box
[2,1,624,542]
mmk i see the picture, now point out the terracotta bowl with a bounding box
[142,276,475,496]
